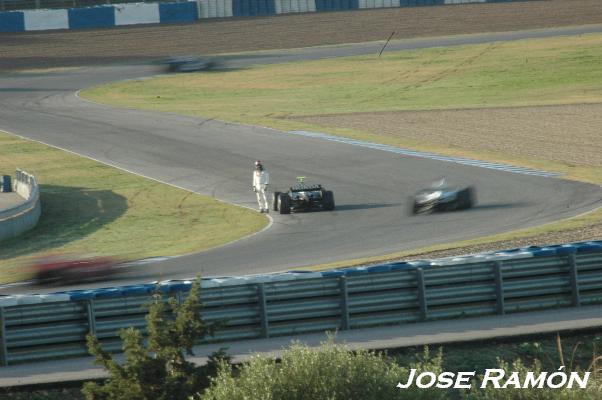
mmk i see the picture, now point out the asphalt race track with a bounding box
[1,26,601,294]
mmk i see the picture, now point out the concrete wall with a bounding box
[0,170,41,242]
[0,0,533,33]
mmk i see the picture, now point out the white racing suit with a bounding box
[253,170,270,211]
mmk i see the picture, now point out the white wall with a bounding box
[114,3,160,26]
[359,0,398,9]
[275,0,316,14]
[23,9,69,31]
[200,0,234,18]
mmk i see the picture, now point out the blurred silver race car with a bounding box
[410,178,476,215]
[164,56,218,73]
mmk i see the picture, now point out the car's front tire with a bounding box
[409,197,419,215]
[457,186,476,210]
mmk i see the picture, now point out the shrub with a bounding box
[466,358,600,400]
[201,340,450,400]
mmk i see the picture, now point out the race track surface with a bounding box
[1,27,601,294]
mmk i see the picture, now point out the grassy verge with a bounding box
[0,131,267,283]
[393,329,602,377]
[81,33,602,269]
[83,33,602,135]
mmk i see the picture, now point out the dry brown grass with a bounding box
[292,103,602,168]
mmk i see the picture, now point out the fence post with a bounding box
[86,300,96,336]
[416,268,427,321]
[494,261,505,315]
[0,308,7,366]
[568,253,581,307]
[339,276,350,330]
[175,290,184,305]
[257,283,269,338]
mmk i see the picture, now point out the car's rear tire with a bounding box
[457,186,476,210]
[279,193,291,214]
[323,190,335,211]
[273,191,281,211]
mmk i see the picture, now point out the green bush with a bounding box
[466,359,600,400]
[201,341,450,400]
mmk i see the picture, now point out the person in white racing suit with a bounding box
[252,160,270,212]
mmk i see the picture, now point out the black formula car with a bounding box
[273,177,335,214]
[410,179,476,215]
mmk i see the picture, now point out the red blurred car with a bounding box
[31,254,121,285]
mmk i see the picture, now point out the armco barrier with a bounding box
[1,241,602,366]
[0,170,41,242]
[0,0,536,33]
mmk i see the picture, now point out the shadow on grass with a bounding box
[0,184,127,260]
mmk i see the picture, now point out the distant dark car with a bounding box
[164,56,217,73]
[31,255,121,285]
[410,179,476,215]
[273,177,335,214]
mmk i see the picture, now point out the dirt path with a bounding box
[1,0,602,71]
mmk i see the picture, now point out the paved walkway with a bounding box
[0,192,24,212]
[1,305,602,387]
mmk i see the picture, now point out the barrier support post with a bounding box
[339,276,350,330]
[86,300,96,336]
[417,268,427,321]
[494,261,505,315]
[569,253,581,307]
[0,307,8,367]
[257,284,269,338]
[0,308,8,366]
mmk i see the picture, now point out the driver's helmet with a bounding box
[433,177,447,188]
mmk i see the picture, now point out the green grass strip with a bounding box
[84,34,602,128]
[0,131,267,283]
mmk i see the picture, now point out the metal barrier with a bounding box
[0,0,185,12]
[0,169,41,242]
[0,0,536,32]
[0,0,524,12]
[1,241,601,366]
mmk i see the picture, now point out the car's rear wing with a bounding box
[290,184,322,192]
